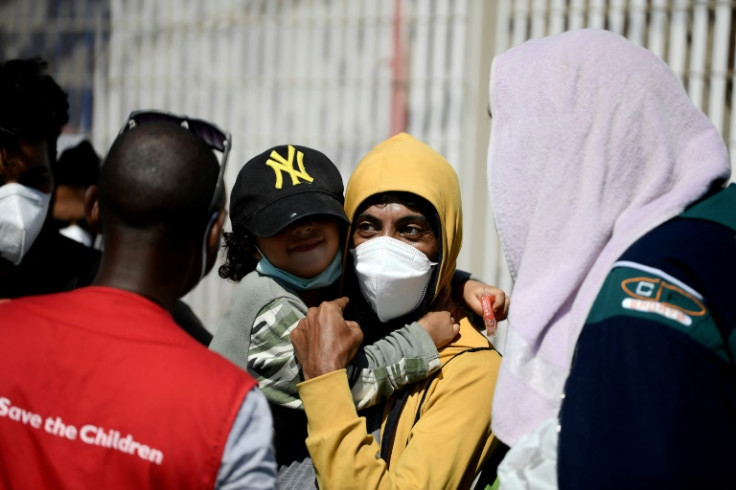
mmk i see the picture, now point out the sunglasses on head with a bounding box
[0,126,20,149]
[120,110,232,213]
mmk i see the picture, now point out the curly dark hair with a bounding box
[219,226,260,282]
[0,57,69,155]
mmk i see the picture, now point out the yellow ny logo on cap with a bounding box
[266,145,314,189]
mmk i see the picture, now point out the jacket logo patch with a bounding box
[621,298,692,326]
[620,277,706,327]
[266,145,314,189]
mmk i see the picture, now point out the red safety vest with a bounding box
[0,287,257,489]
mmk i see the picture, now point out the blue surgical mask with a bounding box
[256,249,342,290]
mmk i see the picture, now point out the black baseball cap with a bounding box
[230,144,349,237]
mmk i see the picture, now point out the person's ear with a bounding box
[84,185,102,233]
[199,209,227,279]
[0,148,7,181]
[248,235,262,261]
[207,209,227,255]
[0,147,19,183]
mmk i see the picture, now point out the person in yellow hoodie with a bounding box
[291,132,504,489]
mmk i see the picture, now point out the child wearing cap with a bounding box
[209,144,505,484]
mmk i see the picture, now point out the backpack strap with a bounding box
[379,346,494,465]
[379,388,410,464]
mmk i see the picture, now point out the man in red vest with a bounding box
[0,113,276,489]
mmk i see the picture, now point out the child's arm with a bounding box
[451,269,510,320]
[459,280,509,321]
[416,286,461,348]
[245,296,308,409]
[346,321,441,409]
[451,269,510,334]
[345,288,459,410]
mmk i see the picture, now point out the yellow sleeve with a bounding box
[298,347,500,490]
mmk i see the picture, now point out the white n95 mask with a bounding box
[351,236,438,322]
[0,183,51,266]
[59,224,93,247]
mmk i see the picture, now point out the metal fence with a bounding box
[2,0,734,339]
[88,0,490,330]
[495,0,736,166]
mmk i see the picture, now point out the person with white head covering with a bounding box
[487,29,735,488]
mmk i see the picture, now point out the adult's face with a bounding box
[351,197,439,261]
[0,140,53,194]
[0,139,53,271]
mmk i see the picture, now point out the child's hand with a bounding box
[418,287,460,348]
[460,280,510,321]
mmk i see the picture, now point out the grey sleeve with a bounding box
[346,322,440,409]
[210,273,306,373]
[358,322,438,366]
[215,388,277,490]
[209,279,260,372]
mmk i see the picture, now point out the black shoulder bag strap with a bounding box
[379,346,494,465]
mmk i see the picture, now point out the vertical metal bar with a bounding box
[375,0,393,141]
[688,0,709,110]
[668,0,690,82]
[707,0,732,136]
[428,0,450,151]
[511,0,530,45]
[390,0,408,135]
[549,0,567,34]
[726,5,736,173]
[567,0,586,30]
[627,0,648,45]
[408,0,430,137]
[354,0,380,173]
[609,0,628,33]
[531,0,548,38]
[648,0,670,57]
[463,0,513,350]
[587,0,608,29]
[447,0,468,161]
[341,0,362,156]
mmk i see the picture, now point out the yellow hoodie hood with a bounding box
[344,133,462,301]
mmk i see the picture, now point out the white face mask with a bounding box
[0,183,51,266]
[350,236,438,322]
[59,224,93,247]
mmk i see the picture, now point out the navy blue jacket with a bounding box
[558,185,736,489]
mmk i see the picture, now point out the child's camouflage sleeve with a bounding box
[247,297,305,409]
[346,322,440,410]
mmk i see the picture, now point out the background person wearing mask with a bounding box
[290,133,506,489]
[52,139,101,248]
[0,114,276,488]
[0,59,212,345]
[0,57,98,298]
[487,29,735,488]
